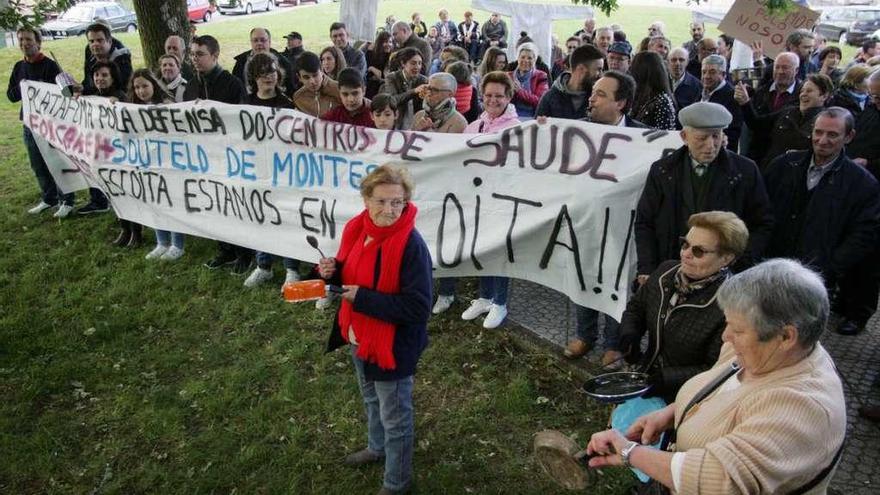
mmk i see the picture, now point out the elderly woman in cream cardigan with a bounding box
[587,259,846,494]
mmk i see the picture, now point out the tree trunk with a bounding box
[132,0,190,70]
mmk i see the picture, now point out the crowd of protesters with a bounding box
[8,8,880,494]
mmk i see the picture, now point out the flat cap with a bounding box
[678,101,732,130]
[284,31,302,40]
[608,40,632,57]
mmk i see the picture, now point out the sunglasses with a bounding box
[679,236,718,258]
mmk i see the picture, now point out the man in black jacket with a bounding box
[82,22,132,93]
[764,107,880,335]
[848,70,880,181]
[565,71,645,366]
[536,44,604,120]
[668,47,701,128]
[231,28,297,97]
[700,54,742,151]
[635,101,773,283]
[183,35,253,275]
[7,27,74,218]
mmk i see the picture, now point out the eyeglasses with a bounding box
[370,198,406,210]
[679,236,718,258]
[426,86,451,93]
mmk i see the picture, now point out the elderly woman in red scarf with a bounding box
[318,165,431,495]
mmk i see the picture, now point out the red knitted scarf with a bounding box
[336,203,418,370]
[455,83,473,114]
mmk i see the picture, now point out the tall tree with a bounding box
[131,0,190,70]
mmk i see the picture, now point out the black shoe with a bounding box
[76,203,110,215]
[204,253,237,270]
[231,256,254,275]
[836,319,864,336]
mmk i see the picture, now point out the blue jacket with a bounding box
[764,150,880,282]
[326,229,432,381]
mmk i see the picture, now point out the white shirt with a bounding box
[701,80,727,102]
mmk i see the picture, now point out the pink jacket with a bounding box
[507,69,549,108]
[464,103,521,133]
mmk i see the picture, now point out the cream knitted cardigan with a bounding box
[672,342,846,494]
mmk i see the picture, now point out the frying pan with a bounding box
[582,371,652,404]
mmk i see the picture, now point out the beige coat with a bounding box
[673,342,846,494]
[410,109,467,134]
[293,78,340,117]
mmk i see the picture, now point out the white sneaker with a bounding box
[161,246,184,261]
[315,292,338,310]
[432,295,455,314]
[461,298,493,320]
[284,269,301,284]
[28,201,54,214]
[145,245,168,260]
[53,204,74,218]
[483,304,508,329]
[244,267,273,288]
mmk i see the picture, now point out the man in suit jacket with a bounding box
[668,47,701,128]
[700,54,742,150]
[565,70,647,366]
[635,101,773,283]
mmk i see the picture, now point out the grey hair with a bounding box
[669,47,688,59]
[517,42,538,58]
[429,72,457,92]
[595,26,614,36]
[776,51,800,69]
[702,54,727,73]
[716,259,829,347]
[391,21,411,34]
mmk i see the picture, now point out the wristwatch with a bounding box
[620,440,640,468]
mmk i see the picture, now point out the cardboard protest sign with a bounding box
[21,81,682,320]
[719,0,820,58]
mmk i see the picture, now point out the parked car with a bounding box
[41,1,137,39]
[187,0,216,23]
[845,8,880,46]
[275,0,318,5]
[816,6,863,44]
[217,0,274,15]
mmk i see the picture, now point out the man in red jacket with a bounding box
[322,68,375,127]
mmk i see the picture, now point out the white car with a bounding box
[217,0,274,15]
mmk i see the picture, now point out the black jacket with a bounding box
[231,49,297,97]
[7,54,61,119]
[764,150,880,283]
[847,103,880,181]
[82,38,132,92]
[742,105,822,170]
[705,82,743,151]
[635,146,773,275]
[672,72,701,128]
[536,72,588,120]
[183,65,245,104]
[620,260,726,403]
[742,80,802,164]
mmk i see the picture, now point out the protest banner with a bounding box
[21,81,682,319]
[718,0,820,58]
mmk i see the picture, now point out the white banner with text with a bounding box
[22,81,682,319]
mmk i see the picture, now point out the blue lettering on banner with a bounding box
[272,151,378,189]
[110,137,210,173]
[226,147,257,181]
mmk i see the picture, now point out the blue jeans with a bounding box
[575,305,620,349]
[437,278,457,297]
[351,346,414,491]
[255,251,300,271]
[23,127,74,206]
[154,230,185,249]
[479,276,509,305]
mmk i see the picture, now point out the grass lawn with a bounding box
[0,1,853,493]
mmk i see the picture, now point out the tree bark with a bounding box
[132,0,190,70]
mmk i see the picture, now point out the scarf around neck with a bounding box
[337,203,418,370]
[672,265,729,306]
[424,97,458,129]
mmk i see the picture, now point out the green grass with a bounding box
[0,1,854,493]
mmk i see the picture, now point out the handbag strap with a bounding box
[668,361,740,446]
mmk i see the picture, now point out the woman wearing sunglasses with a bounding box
[616,211,748,403]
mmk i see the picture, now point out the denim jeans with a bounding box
[255,251,300,271]
[575,305,620,350]
[154,230,185,249]
[351,346,414,491]
[479,276,509,305]
[23,127,74,206]
[88,187,108,208]
[437,278,457,297]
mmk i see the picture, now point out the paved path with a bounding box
[506,280,880,494]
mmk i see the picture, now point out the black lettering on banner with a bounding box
[299,197,321,234]
[249,189,265,223]
[539,204,586,291]
[597,207,610,289]
[232,186,254,222]
[462,134,502,167]
[470,183,483,270]
[183,179,200,212]
[264,191,282,225]
[612,210,637,301]
[319,199,337,238]
[531,124,558,170]
[436,193,465,268]
[491,193,543,262]
[502,127,525,168]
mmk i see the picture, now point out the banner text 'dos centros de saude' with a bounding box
[21,81,682,319]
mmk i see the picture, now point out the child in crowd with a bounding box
[321,68,374,127]
[293,51,341,117]
[370,94,399,130]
